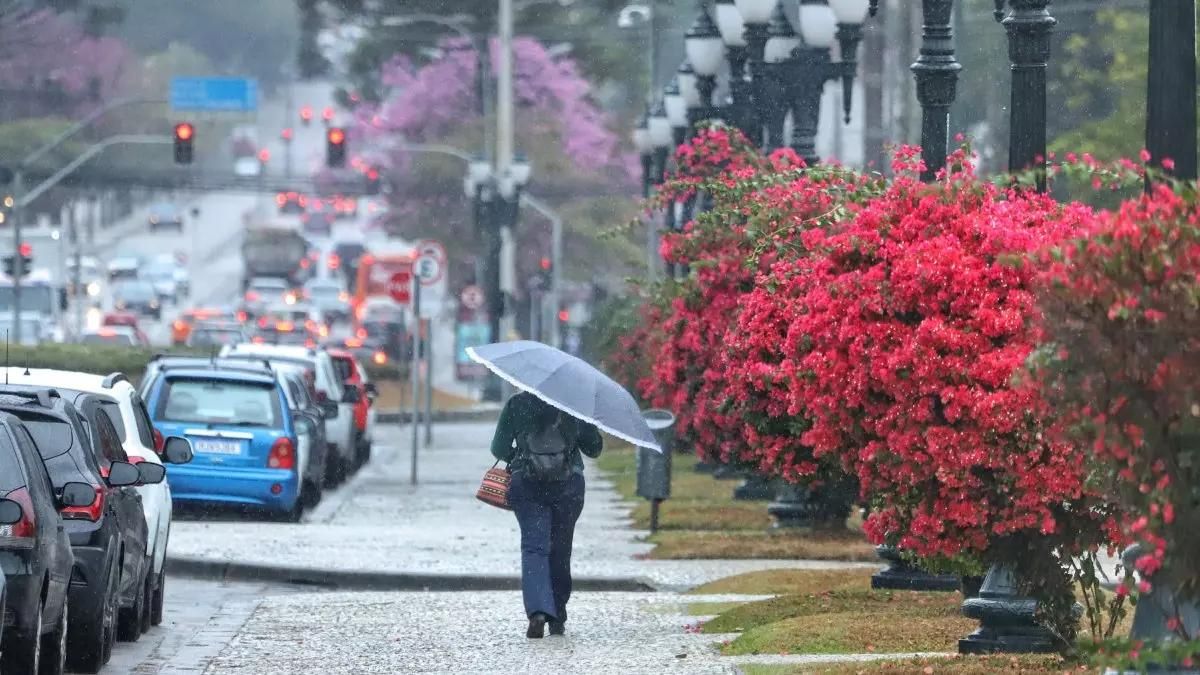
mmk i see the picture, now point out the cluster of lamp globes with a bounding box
[633,0,874,154]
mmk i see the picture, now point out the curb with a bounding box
[166,556,656,593]
[376,408,502,425]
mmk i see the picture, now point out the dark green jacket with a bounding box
[490,392,603,474]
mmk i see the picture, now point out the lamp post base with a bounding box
[870,545,959,592]
[767,482,852,530]
[958,563,1060,654]
[733,475,776,501]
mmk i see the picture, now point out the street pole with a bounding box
[521,193,562,350]
[999,0,1055,192]
[497,0,517,345]
[912,0,961,183]
[423,317,433,447]
[11,170,24,345]
[410,280,422,485]
[73,207,85,338]
[1146,0,1198,180]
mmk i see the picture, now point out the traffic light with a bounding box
[326,127,346,167]
[300,105,313,126]
[257,148,271,164]
[281,127,293,142]
[173,122,194,164]
[538,257,552,289]
[4,242,32,278]
[322,106,335,123]
[365,167,381,195]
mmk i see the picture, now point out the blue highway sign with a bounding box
[170,77,258,112]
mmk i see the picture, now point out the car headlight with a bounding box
[86,281,101,297]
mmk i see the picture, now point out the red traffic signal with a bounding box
[300,105,313,124]
[18,242,31,257]
[281,127,293,141]
[322,106,335,122]
[539,257,552,271]
[257,148,271,163]
[326,128,347,167]
[173,122,194,164]
[557,309,570,322]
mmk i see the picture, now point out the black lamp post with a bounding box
[633,111,654,199]
[1146,0,1198,180]
[713,0,754,139]
[911,0,962,183]
[996,0,1055,192]
[763,5,800,151]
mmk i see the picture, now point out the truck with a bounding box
[240,222,312,290]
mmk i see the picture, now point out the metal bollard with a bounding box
[637,409,675,533]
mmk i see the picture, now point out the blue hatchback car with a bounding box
[144,368,302,519]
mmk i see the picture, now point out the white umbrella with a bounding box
[466,341,662,452]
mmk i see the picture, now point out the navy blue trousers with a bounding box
[509,471,585,622]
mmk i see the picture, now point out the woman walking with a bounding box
[491,391,603,638]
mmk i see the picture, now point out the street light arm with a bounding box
[19,135,171,208]
[21,97,168,167]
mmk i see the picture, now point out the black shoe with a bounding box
[548,620,565,636]
[526,613,547,639]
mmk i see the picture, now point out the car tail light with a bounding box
[0,487,36,539]
[61,485,104,522]
[277,321,295,332]
[173,320,186,331]
[328,254,341,270]
[356,327,367,339]
[252,336,264,344]
[153,428,165,453]
[258,317,269,329]
[268,438,295,470]
[245,291,260,302]
[300,258,311,269]
[373,351,387,365]
[275,193,286,206]
[237,311,248,323]
[345,337,363,348]
[305,339,316,349]
[318,324,329,338]
[305,319,317,332]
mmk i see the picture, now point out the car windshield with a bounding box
[114,282,155,300]
[158,378,281,427]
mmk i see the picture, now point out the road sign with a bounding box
[417,239,447,265]
[414,253,443,286]
[460,285,485,310]
[388,270,413,303]
[170,77,259,112]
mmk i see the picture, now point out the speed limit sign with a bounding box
[414,253,443,286]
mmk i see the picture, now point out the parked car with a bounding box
[221,344,359,485]
[111,280,161,319]
[142,357,327,509]
[3,369,194,633]
[0,411,93,675]
[147,203,184,232]
[145,366,307,520]
[0,388,159,658]
[0,388,147,670]
[327,348,377,468]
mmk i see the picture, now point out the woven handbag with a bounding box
[476,461,513,510]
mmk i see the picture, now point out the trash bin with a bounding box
[636,409,675,501]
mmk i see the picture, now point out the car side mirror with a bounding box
[364,382,378,396]
[341,387,360,404]
[60,481,97,508]
[136,462,166,485]
[321,401,339,419]
[107,461,140,487]
[163,436,194,465]
[0,498,21,525]
[295,415,315,436]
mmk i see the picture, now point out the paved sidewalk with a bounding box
[169,422,873,590]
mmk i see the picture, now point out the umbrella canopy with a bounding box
[466,341,662,452]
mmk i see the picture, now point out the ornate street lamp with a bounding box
[663,77,690,146]
[684,2,723,127]
[733,0,778,147]
[713,0,754,140]
[763,4,799,151]
[995,0,1055,192]
[910,0,962,183]
[632,112,654,199]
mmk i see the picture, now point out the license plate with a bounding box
[193,439,242,455]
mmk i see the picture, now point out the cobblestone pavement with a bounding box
[170,422,873,589]
[207,590,748,675]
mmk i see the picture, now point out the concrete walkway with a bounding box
[169,422,873,591]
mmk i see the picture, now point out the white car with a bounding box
[2,368,194,628]
[220,344,359,484]
[234,156,261,177]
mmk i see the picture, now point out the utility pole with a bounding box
[1146,0,1198,180]
[496,0,516,343]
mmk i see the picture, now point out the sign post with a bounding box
[389,269,418,484]
[414,247,443,450]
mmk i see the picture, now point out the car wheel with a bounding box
[39,599,67,675]
[116,567,146,642]
[139,566,153,633]
[151,566,166,626]
[67,555,118,672]
[3,598,42,674]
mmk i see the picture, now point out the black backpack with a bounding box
[519,413,575,482]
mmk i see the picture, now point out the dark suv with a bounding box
[0,388,160,670]
[0,410,95,675]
